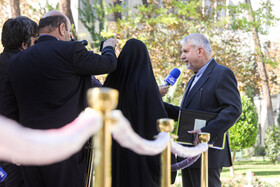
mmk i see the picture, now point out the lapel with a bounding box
[182,59,217,108]
[180,75,195,108]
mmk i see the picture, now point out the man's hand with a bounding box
[188,129,202,146]
[103,38,118,49]
[159,85,170,97]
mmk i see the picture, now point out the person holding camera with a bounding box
[0,10,118,187]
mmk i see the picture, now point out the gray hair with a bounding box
[180,33,212,56]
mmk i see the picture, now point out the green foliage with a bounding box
[227,1,280,94]
[106,3,127,16]
[228,1,280,35]
[254,145,266,157]
[78,0,279,97]
[229,95,258,150]
[79,0,106,48]
[28,1,58,22]
[30,1,59,14]
[265,125,280,164]
[102,0,259,98]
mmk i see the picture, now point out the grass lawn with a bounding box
[221,158,280,186]
[172,158,280,186]
[221,158,280,179]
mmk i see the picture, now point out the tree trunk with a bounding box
[113,0,122,21]
[60,0,78,40]
[232,149,236,164]
[142,0,148,6]
[10,0,20,17]
[230,149,237,176]
[245,0,274,128]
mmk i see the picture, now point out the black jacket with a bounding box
[1,35,117,129]
[0,35,117,187]
[0,48,20,113]
[0,48,24,187]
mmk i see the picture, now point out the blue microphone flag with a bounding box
[164,68,181,86]
[0,167,7,183]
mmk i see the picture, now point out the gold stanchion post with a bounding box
[198,132,210,187]
[157,118,174,187]
[86,87,119,187]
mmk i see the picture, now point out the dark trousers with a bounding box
[0,162,24,187]
[21,150,86,187]
[182,167,222,187]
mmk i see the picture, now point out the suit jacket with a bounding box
[0,49,21,120]
[0,35,117,129]
[0,49,24,187]
[0,49,20,94]
[165,59,242,168]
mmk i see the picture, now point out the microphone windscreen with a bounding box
[170,68,181,79]
[164,68,181,86]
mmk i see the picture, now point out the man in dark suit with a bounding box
[0,16,39,187]
[0,10,118,187]
[164,33,242,187]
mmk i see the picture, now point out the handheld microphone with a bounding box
[164,68,181,86]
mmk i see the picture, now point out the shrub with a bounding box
[264,125,280,164]
[229,95,258,151]
[254,145,266,157]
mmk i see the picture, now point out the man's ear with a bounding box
[197,47,205,57]
[20,42,28,51]
[58,23,66,37]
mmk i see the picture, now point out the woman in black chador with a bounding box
[103,39,167,187]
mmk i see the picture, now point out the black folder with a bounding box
[175,109,226,150]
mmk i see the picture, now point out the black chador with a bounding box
[104,39,167,187]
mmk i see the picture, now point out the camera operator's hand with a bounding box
[103,38,118,49]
